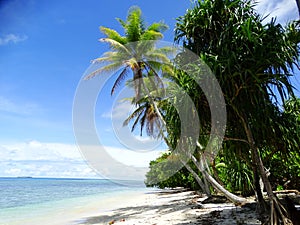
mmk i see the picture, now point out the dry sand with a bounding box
[74,189,261,225]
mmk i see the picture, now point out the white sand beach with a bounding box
[73,189,261,225]
[7,187,300,225]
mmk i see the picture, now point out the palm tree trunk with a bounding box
[139,77,246,204]
[211,159,225,186]
[202,170,247,204]
[139,79,212,195]
[190,154,247,204]
[134,64,144,101]
[181,160,211,196]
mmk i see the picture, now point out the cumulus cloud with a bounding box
[0,96,39,115]
[0,140,164,179]
[101,100,133,120]
[1,141,83,162]
[0,34,28,46]
[104,145,163,167]
[76,144,164,180]
[0,141,99,178]
[255,0,298,23]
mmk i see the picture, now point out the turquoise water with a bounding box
[0,177,148,225]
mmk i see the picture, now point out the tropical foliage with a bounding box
[145,152,200,190]
[88,2,300,225]
[266,98,300,191]
[85,6,170,102]
[175,0,300,223]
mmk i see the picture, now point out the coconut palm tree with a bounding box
[123,94,213,194]
[85,6,212,194]
[85,6,171,102]
[124,69,250,201]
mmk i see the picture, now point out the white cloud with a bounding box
[0,34,28,46]
[134,135,158,143]
[101,100,134,120]
[1,141,82,162]
[0,96,39,115]
[75,144,165,180]
[0,141,99,178]
[104,145,163,167]
[255,0,298,24]
[0,141,164,179]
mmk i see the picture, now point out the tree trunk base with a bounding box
[260,196,293,225]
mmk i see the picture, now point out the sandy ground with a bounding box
[74,189,261,225]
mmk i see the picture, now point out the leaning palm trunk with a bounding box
[138,79,212,195]
[189,153,247,204]
[181,159,211,196]
[138,78,248,204]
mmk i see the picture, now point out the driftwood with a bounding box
[274,190,300,195]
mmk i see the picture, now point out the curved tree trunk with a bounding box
[140,78,247,205]
[241,114,293,225]
[190,154,247,204]
[182,160,211,196]
[202,170,247,204]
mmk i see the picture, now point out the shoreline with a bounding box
[6,187,299,225]
[0,189,149,225]
[74,189,261,225]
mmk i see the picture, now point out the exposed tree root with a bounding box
[261,196,293,225]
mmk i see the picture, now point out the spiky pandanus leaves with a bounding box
[175,0,300,223]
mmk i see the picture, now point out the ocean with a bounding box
[0,177,149,225]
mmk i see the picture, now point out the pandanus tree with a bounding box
[127,67,250,202]
[262,98,300,192]
[175,0,300,224]
[109,6,248,202]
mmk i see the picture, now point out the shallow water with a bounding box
[0,177,148,225]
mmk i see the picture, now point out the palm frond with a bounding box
[111,66,131,95]
[146,52,172,65]
[99,38,130,54]
[155,46,178,57]
[125,6,144,42]
[124,58,138,69]
[91,56,111,64]
[139,110,147,135]
[144,61,165,91]
[147,22,168,33]
[84,61,123,80]
[116,17,127,28]
[141,30,163,41]
[131,111,144,133]
[123,105,146,134]
[123,104,144,126]
[100,26,127,44]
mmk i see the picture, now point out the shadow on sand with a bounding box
[75,189,262,225]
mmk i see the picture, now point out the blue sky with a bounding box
[0,0,298,178]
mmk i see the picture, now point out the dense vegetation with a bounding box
[88,1,300,224]
[145,152,200,190]
[147,98,300,194]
